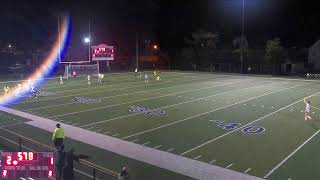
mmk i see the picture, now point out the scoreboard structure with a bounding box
[91,44,114,61]
[0,152,54,179]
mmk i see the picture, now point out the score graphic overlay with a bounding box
[92,44,114,61]
[0,152,54,179]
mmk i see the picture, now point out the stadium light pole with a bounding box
[240,0,245,73]
[136,32,139,70]
[84,37,90,62]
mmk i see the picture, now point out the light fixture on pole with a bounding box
[83,37,90,62]
[84,37,90,43]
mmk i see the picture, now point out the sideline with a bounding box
[0,106,264,180]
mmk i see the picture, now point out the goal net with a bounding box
[64,64,99,78]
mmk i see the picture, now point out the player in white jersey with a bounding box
[304,97,312,121]
[30,86,37,98]
[134,68,138,77]
[144,73,149,83]
[4,86,10,94]
[98,74,104,84]
[87,75,91,85]
[59,75,63,85]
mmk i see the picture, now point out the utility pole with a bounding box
[88,19,91,62]
[136,32,139,70]
[240,0,245,73]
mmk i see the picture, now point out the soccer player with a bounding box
[30,86,37,98]
[304,97,312,121]
[17,82,22,90]
[16,83,22,95]
[87,75,91,85]
[153,69,157,76]
[59,75,64,85]
[98,74,104,84]
[144,73,149,83]
[72,71,77,77]
[4,86,10,93]
[134,68,138,77]
[156,74,161,81]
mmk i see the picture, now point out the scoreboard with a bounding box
[0,152,54,179]
[92,44,114,61]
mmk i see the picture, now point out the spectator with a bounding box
[63,148,90,180]
[118,166,130,180]
[55,145,66,180]
[52,123,65,149]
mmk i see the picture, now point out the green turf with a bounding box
[1,71,320,179]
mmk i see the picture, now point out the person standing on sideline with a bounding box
[52,123,65,149]
[55,145,66,180]
[63,148,90,180]
[118,166,130,180]
[304,97,312,121]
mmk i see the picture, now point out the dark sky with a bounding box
[1,0,320,54]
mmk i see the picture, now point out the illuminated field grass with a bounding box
[1,71,320,180]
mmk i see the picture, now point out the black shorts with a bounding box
[54,138,64,147]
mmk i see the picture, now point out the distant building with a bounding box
[308,40,320,70]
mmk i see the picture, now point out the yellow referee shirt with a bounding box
[52,128,65,141]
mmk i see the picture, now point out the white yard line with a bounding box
[142,142,151,146]
[167,148,175,152]
[53,79,252,118]
[226,163,234,168]
[23,76,227,111]
[263,128,320,178]
[82,81,284,128]
[193,155,202,160]
[86,126,95,130]
[122,82,311,140]
[180,91,320,156]
[154,145,162,149]
[131,139,139,143]
[244,168,251,174]
[311,105,320,112]
[210,160,216,164]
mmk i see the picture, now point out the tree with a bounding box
[183,30,219,68]
[265,38,284,74]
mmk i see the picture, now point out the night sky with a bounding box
[1,0,320,54]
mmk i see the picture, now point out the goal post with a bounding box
[64,64,99,78]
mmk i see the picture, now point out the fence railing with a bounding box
[0,128,118,179]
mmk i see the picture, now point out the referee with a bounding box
[52,123,65,149]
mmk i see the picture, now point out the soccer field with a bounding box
[2,71,320,180]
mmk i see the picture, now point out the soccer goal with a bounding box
[64,64,99,78]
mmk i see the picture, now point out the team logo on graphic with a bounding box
[129,106,166,116]
[71,97,101,104]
